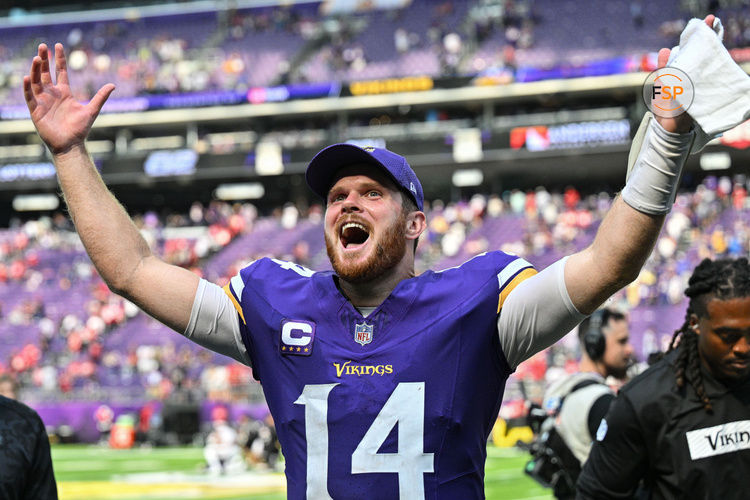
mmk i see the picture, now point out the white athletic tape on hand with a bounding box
[622,114,694,215]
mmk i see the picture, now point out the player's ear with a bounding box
[405,210,426,241]
[688,313,700,335]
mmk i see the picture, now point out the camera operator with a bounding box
[526,308,633,499]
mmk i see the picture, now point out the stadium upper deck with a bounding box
[0,0,685,108]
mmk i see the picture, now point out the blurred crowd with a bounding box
[0,200,257,405]
[3,1,750,108]
[1,173,747,411]
[499,174,750,415]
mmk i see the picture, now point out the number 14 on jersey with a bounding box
[294,382,434,499]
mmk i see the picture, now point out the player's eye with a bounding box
[718,332,742,344]
[366,190,381,198]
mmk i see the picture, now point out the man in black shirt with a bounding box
[577,258,750,499]
[0,395,58,499]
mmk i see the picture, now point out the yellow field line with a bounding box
[58,481,286,499]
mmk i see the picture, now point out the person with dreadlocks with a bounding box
[577,258,750,499]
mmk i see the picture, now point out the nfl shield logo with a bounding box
[354,322,374,346]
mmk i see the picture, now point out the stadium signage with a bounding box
[247,82,342,104]
[349,76,434,96]
[144,150,198,177]
[0,83,343,120]
[509,119,630,151]
[0,162,56,182]
[516,57,631,83]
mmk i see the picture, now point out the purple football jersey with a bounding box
[225,252,535,499]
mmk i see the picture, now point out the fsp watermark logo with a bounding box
[642,67,694,118]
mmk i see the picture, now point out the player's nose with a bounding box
[341,192,362,212]
[733,336,750,357]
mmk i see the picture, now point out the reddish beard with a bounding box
[325,211,407,284]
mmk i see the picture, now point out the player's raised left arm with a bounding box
[564,197,662,315]
[499,16,728,366]
[564,16,715,315]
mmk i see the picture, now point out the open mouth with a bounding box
[340,222,370,249]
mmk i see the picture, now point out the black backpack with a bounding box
[521,378,602,499]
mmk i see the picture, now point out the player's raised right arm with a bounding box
[24,43,199,333]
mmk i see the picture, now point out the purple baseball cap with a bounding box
[305,143,424,211]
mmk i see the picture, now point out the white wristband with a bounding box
[621,113,694,215]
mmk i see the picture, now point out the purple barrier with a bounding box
[32,401,145,442]
[30,400,269,443]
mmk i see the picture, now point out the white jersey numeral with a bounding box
[294,383,338,500]
[271,258,315,277]
[295,382,433,499]
[351,382,434,498]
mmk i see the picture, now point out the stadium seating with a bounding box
[5,0,745,109]
[1,176,747,413]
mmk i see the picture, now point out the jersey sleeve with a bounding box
[183,278,251,365]
[495,255,538,313]
[498,257,586,368]
[587,393,615,440]
[219,257,317,369]
[576,394,648,500]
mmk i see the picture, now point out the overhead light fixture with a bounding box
[452,169,484,187]
[699,152,731,171]
[131,136,185,151]
[453,128,483,163]
[85,140,114,154]
[12,194,60,212]
[0,144,44,159]
[255,141,283,175]
[214,183,265,200]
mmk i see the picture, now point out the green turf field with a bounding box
[52,444,552,499]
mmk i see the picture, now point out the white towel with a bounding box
[668,17,750,152]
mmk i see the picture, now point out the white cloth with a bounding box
[184,278,250,365]
[669,17,750,152]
